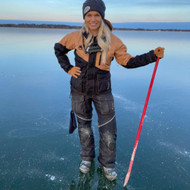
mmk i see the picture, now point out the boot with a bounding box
[79,160,92,174]
[102,166,117,181]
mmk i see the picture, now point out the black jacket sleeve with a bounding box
[123,50,157,69]
[54,43,73,73]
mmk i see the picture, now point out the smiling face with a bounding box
[84,11,102,36]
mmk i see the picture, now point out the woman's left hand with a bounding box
[154,47,165,58]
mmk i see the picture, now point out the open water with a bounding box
[0,27,190,190]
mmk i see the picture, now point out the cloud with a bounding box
[1,0,190,22]
[105,0,190,7]
[47,0,56,4]
[136,0,190,6]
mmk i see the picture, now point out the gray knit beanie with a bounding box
[82,0,106,19]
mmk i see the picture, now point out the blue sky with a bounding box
[0,0,190,22]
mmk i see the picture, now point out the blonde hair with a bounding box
[82,20,111,65]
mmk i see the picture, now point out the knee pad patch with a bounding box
[102,131,116,151]
[79,127,93,145]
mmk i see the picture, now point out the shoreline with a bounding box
[0,24,190,32]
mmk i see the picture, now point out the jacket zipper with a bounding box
[107,81,110,90]
[99,54,102,65]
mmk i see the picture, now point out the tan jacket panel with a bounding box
[59,30,132,71]
[59,30,89,63]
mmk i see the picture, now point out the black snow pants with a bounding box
[71,92,117,168]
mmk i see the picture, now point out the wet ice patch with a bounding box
[33,116,64,131]
[40,152,66,163]
[113,93,140,112]
[7,116,65,139]
[158,141,190,159]
[7,128,42,138]
[0,72,16,78]
[26,168,43,178]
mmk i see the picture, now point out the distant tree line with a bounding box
[0,23,81,29]
[0,23,189,32]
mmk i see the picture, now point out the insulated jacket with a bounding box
[54,23,157,95]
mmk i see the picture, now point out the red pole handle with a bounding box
[123,58,160,187]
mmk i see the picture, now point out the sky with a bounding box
[0,0,190,23]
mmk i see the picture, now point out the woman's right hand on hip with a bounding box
[68,67,81,78]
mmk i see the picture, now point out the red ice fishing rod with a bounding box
[123,57,160,187]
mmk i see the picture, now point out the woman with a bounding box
[54,0,164,181]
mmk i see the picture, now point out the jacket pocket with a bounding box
[96,70,111,94]
[71,77,83,92]
[95,93,115,115]
[71,95,85,115]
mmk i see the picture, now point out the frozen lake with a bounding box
[0,27,190,190]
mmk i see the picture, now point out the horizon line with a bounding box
[0,19,190,23]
